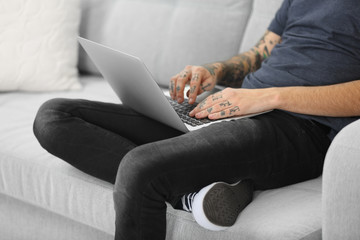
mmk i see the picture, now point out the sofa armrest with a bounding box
[322,119,360,240]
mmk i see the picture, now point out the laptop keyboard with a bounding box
[167,97,212,127]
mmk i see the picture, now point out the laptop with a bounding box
[78,37,267,132]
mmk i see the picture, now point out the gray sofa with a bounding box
[1,0,358,239]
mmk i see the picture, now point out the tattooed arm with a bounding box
[170,30,281,104]
[214,30,281,87]
[190,80,360,120]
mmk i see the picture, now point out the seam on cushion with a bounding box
[299,229,322,240]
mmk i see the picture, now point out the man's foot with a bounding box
[192,180,253,231]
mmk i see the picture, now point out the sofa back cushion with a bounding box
[78,0,252,86]
[239,0,283,52]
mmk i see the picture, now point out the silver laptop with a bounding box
[78,37,267,132]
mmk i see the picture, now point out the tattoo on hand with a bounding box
[207,107,213,113]
[219,101,232,107]
[221,111,226,116]
[170,81,175,93]
[212,94,223,101]
[192,74,199,82]
[180,71,188,78]
[176,86,181,92]
[201,83,211,91]
[229,106,240,115]
[190,86,196,94]
[203,64,217,76]
[198,100,206,109]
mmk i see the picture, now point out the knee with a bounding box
[114,145,168,198]
[33,98,74,151]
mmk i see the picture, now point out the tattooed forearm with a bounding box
[216,52,256,88]
[216,30,281,88]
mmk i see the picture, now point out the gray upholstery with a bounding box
[323,120,360,240]
[239,0,283,52]
[78,0,253,87]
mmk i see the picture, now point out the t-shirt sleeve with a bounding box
[268,0,291,36]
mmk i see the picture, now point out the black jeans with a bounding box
[33,98,331,240]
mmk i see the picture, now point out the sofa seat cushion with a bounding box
[0,76,322,239]
[0,76,118,234]
[167,178,322,240]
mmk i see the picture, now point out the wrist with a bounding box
[202,62,225,83]
[266,87,283,110]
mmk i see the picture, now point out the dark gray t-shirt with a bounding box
[242,0,360,139]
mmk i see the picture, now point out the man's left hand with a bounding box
[189,87,276,120]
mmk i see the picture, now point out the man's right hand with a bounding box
[169,64,220,105]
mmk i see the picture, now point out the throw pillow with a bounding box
[0,0,82,91]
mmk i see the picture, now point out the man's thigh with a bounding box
[38,98,184,145]
[121,109,331,196]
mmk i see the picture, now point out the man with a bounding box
[33,0,360,239]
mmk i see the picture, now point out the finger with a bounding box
[211,100,233,113]
[198,78,215,95]
[188,72,202,104]
[208,106,241,120]
[175,69,191,103]
[169,76,177,99]
[189,91,224,117]
[193,100,233,119]
[189,97,209,117]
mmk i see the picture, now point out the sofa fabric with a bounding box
[0,193,113,240]
[239,0,283,52]
[323,120,360,240]
[0,77,117,235]
[78,0,253,86]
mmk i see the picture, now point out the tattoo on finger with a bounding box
[198,100,206,109]
[201,83,211,91]
[219,100,232,107]
[176,86,181,92]
[180,71,188,78]
[212,94,223,101]
[170,81,175,93]
[191,73,199,82]
[229,106,240,115]
[207,107,213,113]
[190,86,196,94]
